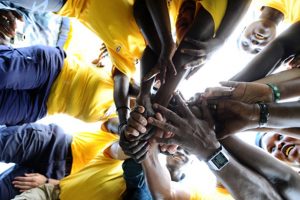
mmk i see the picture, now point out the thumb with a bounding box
[155,137,176,145]
[219,81,238,88]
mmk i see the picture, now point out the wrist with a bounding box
[196,143,221,161]
[205,146,229,171]
[257,103,270,128]
[266,83,281,102]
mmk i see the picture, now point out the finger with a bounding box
[160,65,166,85]
[135,146,149,163]
[152,103,184,125]
[125,126,140,138]
[148,117,177,133]
[169,60,177,76]
[219,81,238,88]
[173,93,194,119]
[13,183,34,190]
[130,110,147,126]
[127,118,147,134]
[155,137,178,145]
[203,87,232,99]
[200,100,215,128]
[184,37,204,47]
[166,144,178,154]
[24,173,36,177]
[143,67,160,82]
[185,67,201,80]
[14,177,32,181]
[129,141,148,154]
[11,10,23,21]
[133,105,145,114]
[183,58,205,70]
[181,49,206,57]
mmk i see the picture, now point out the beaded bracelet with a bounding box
[116,106,131,112]
[266,83,281,102]
[257,103,269,127]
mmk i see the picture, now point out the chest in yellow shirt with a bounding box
[58,0,145,78]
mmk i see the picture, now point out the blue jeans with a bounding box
[5,0,66,12]
[122,159,152,200]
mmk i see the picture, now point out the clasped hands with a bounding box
[119,93,221,163]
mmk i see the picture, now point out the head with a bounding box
[239,19,277,54]
[166,147,191,182]
[176,0,196,41]
[256,132,300,165]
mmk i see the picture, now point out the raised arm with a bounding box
[231,22,300,82]
[213,0,251,47]
[149,95,282,199]
[222,136,300,199]
[113,68,130,130]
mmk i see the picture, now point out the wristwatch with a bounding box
[207,146,229,171]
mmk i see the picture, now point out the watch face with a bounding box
[211,152,229,169]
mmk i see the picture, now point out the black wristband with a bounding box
[116,106,130,112]
[118,121,127,134]
[257,103,269,127]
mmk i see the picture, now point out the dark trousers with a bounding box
[5,0,66,12]
[0,123,72,199]
[122,159,152,200]
[0,45,65,125]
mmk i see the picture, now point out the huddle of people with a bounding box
[0,0,300,199]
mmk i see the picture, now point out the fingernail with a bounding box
[148,118,153,123]
[153,104,158,109]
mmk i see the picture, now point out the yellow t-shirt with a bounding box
[58,0,145,78]
[263,0,300,23]
[168,0,228,33]
[70,123,119,174]
[47,55,115,122]
[59,133,125,200]
[190,186,234,200]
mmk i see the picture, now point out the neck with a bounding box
[260,6,284,25]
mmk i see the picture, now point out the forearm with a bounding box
[267,102,300,128]
[231,22,300,82]
[142,147,174,199]
[48,178,60,186]
[107,142,129,160]
[204,153,282,200]
[230,40,284,81]
[113,69,130,124]
[222,136,300,199]
[146,0,173,47]
[215,0,251,44]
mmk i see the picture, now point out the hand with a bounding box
[136,94,155,118]
[204,81,273,103]
[91,43,108,67]
[143,42,177,84]
[208,99,260,139]
[119,106,151,162]
[148,93,220,160]
[287,54,300,69]
[181,37,220,79]
[0,9,23,40]
[12,173,47,192]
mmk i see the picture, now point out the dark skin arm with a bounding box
[231,22,300,82]
[145,0,176,82]
[155,0,250,105]
[113,68,130,127]
[148,96,282,200]
[222,136,300,200]
[183,0,251,78]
